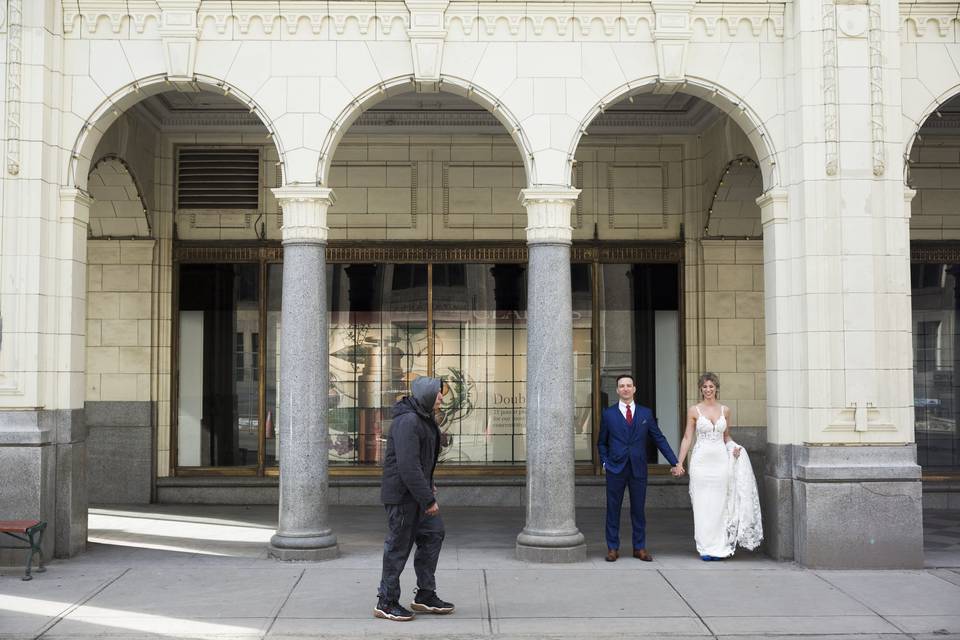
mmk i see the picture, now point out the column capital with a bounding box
[272,186,336,245]
[59,187,92,226]
[756,188,788,228]
[520,187,580,245]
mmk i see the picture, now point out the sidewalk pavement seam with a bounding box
[263,568,306,639]
[810,571,910,638]
[656,568,716,638]
[32,568,130,640]
[482,568,493,635]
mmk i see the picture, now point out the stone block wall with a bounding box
[85,239,156,503]
[692,240,766,431]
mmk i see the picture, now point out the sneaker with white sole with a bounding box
[410,589,455,614]
[374,597,415,621]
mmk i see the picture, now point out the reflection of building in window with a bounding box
[252,332,259,382]
[235,332,244,381]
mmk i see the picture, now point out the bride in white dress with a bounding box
[675,373,763,560]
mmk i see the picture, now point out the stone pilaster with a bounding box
[763,0,923,568]
[52,189,92,558]
[516,188,586,563]
[269,186,338,561]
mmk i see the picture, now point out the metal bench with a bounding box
[0,520,46,580]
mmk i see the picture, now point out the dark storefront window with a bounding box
[177,263,261,468]
[912,262,960,469]
[598,264,681,463]
[174,249,682,474]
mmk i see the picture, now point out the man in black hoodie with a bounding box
[374,376,455,622]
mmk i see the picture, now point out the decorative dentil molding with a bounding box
[822,0,840,176]
[901,4,960,37]
[63,1,784,39]
[6,0,22,176]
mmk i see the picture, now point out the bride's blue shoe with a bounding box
[701,555,714,561]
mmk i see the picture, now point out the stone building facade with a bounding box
[1,0,959,568]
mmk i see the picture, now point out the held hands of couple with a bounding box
[670,464,685,477]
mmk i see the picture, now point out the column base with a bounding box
[766,444,924,569]
[269,533,339,562]
[516,542,586,563]
[516,530,586,563]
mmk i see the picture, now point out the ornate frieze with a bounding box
[901,4,960,37]
[63,1,784,40]
[5,0,21,176]
[822,0,840,176]
[172,242,683,264]
[868,0,885,177]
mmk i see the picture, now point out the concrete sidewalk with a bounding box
[1,505,959,639]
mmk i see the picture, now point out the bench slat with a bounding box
[0,520,41,533]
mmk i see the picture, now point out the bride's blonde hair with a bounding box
[698,372,721,399]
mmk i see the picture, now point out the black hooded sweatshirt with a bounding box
[380,377,442,509]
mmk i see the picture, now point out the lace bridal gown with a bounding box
[689,406,763,558]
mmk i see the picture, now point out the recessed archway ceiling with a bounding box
[132,86,722,134]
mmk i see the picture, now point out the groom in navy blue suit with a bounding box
[598,374,683,562]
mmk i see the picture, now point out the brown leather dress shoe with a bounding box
[605,549,619,562]
[633,548,653,561]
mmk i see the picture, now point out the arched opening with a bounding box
[88,157,151,238]
[80,83,286,503]
[907,91,960,474]
[569,84,771,467]
[316,87,560,472]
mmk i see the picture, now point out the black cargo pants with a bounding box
[377,502,445,603]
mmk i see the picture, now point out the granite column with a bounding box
[269,186,339,561]
[516,188,586,563]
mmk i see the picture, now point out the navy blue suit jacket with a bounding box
[597,403,678,477]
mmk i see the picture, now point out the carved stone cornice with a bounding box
[63,1,785,40]
[901,3,960,37]
[145,104,723,133]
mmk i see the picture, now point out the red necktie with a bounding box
[625,404,632,423]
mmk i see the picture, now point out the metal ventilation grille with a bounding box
[177,148,260,209]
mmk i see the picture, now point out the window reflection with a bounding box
[598,264,681,463]
[912,262,960,469]
[328,265,429,465]
[177,263,260,467]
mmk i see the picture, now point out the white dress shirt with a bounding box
[619,401,635,420]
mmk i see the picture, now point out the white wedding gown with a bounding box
[689,406,763,557]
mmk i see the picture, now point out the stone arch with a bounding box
[904,83,960,177]
[567,76,782,191]
[67,75,288,192]
[317,74,537,186]
[703,156,763,239]
[87,156,151,238]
